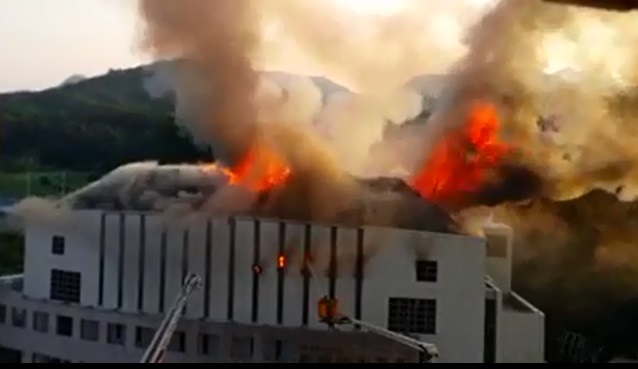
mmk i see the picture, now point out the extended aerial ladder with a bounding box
[140,273,203,364]
[317,296,439,363]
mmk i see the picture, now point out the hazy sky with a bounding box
[0,0,147,93]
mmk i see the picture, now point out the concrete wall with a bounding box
[498,298,545,363]
[484,224,513,294]
[0,285,416,363]
[21,210,489,363]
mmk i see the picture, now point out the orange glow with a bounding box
[202,144,291,193]
[278,254,286,269]
[411,102,511,210]
[317,296,340,322]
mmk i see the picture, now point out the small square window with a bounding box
[135,326,154,349]
[107,323,126,346]
[52,236,65,255]
[11,307,26,328]
[80,319,100,342]
[56,315,73,337]
[263,339,287,362]
[198,333,220,357]
[32,311,49,333]
[168,331,186,353]
[415,260,438,283]
[230,337,254,360]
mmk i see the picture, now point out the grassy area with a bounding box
[0,171,97,198]
[0,232,24,275]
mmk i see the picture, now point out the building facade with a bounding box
[0,211,544,363]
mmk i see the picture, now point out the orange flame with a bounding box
[411,102,511,210]
[202,145,291,192]
[278,254,286,269]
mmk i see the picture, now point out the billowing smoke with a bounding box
[440,1,638,202]
[137,0,493,177]
[137,0,260,165]
[416,1,638,346]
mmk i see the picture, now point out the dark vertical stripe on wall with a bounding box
[159,231,168,313]
[276,222,287,324]
[354,228,364,322]
[181,230,190,315]
[203,219,212,319]
[137,215,146,312]
[328,227,338,299]
[251,219,261,323]
[227,218,236,321]
[181,231,189,282]
[97,213,106,306]
[301,224,312,326]
[117,214,126,309]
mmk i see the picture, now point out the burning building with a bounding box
[0,77,548,363]
[5,0,638,363]
[0,200,545,363]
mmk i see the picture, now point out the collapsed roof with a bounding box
[61,162,459,234]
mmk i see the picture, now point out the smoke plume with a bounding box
[137,0,494,175]
[440,1,638,203]
[429,1,638,338]
[138,0,261,165]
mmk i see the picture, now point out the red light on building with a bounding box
[278,255,286,269]
[252,264,263,274]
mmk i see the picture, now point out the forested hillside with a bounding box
[0,65,207,173]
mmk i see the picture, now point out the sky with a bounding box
[0,0,146,93]
[0,0,498,94]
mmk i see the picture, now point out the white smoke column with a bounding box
[256,0,497,92]
[139,0,498,174]
[316,88,424,176]
[251,0,498,176]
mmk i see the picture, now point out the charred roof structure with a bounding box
[60,162,459,235]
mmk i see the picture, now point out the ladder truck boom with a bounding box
[140,273,202,364]
[318,296,439,363]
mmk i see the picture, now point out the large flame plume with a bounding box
[411,102,512,210]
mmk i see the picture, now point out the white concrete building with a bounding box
[0,211,544,363]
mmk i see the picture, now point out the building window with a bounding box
[50,269,81,304]
[51,235,65,255]
[415,260,438,282]
[56,315,74,337]
[0,304,6,324]
[32,311,49,333]
[263,339,287,362]
[135,326,155,349]
[230,337,254,360]
[80,319,100,342]
[32,353,71,363]
[11,307,26,328]
[387,298,436,335]
[198,333,220,357]
[168,331,186,353]
[107,323,126,346]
